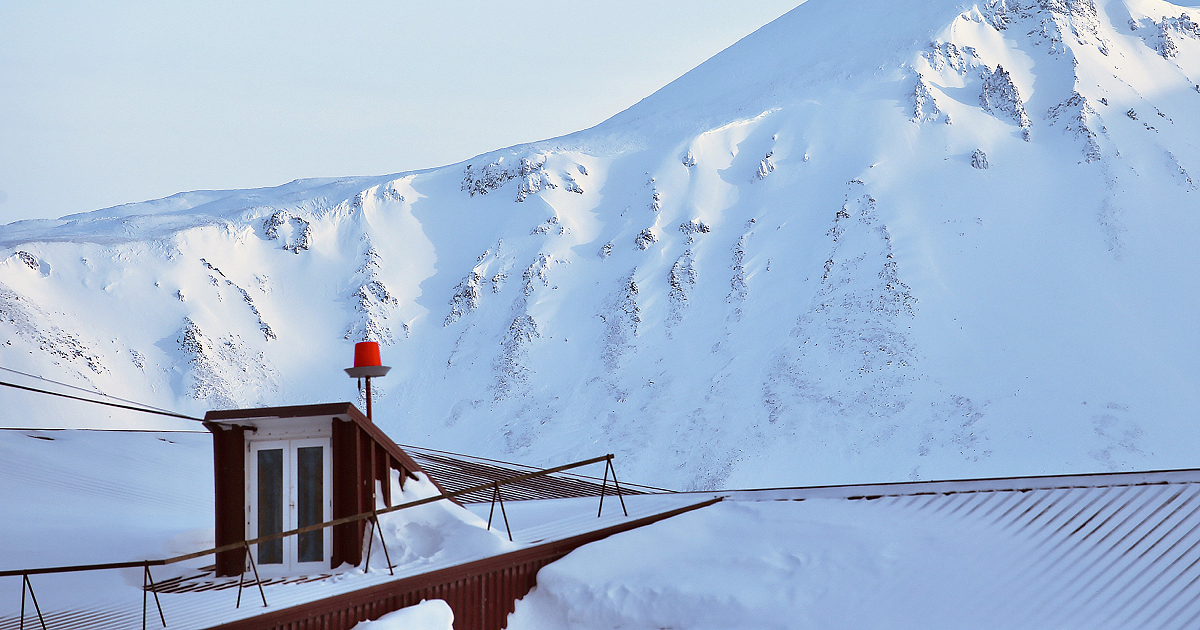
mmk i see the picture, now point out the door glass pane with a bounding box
[257,449,284,565]
[296,446,324,563]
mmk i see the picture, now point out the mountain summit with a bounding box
[1,0,1197,490]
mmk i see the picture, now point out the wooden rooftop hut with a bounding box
[203,403,444,577]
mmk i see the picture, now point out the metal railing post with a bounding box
[497,483,513,542]
[487,483,500,530]
[20,574,47,630]
[235,550,247,608]
[247,543,267,608]
[609,460,628,517]
[596,457,628,517]
[372,515,395,576]
[143,562,166,628]
[362,516,376,573]
[236,542,267,609]
[486,481,513,541]
[597,458,610,517]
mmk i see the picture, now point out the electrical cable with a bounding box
[0,427,207,433]
[0,379,204,422]
[0,365,182,415]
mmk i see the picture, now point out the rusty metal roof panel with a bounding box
[401,446,661,503]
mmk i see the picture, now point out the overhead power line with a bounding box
[0,379,204,422]
[0,365,182,415]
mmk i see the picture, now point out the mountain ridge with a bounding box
[0,0,1197,491]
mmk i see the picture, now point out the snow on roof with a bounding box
[510,469,1200,630]
[0,428,702,630]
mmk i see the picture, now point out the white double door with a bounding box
[248,438,331,575]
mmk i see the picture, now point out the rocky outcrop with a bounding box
[666,250,697,332]
[445,271,482,326]
[0,281,104,374]
[345,246,401,343]
[176,317,277,408]
[1046,91,1103,163]
[262,210,312,254]
[461,155,557,202]
[971,149,990,169]
[980,65,1031,139]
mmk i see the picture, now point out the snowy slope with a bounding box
[0,0,1197,491]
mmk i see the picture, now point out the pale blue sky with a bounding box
[0,1,797,221]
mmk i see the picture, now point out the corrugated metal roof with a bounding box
[711,468,1200,630]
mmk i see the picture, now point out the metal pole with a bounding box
[245,543,267,608]
[497,484,513,542]
[363,516,375,573]
[145,563,166,628]
[597,459,610,517]
[235,554,246,609]
[373,516,395,576]
[609,460,628,517]
[142,564,148,630]
[22,575,46,630]
[365,376,372,421]
[487,483,499,530]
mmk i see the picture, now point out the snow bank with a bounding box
[506,500,1026,630]
[361,471,516,572]
[352,599,453,630]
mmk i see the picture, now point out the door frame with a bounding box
[247,437,332,575]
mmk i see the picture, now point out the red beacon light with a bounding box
[345,341,390,419]
[346,342,389,376]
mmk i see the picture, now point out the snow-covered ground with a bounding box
[0,0,1197,528]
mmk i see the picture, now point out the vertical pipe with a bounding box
[365,376,373,421]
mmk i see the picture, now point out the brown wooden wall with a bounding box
[208,423,247,577]
[331,419,418,569]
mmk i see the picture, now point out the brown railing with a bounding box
[3,454,631,630]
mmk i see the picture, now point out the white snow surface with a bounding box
[507,476,1200,630]
[508,500,1010,630]
[367,470,517,570]
[351,599,453,630]
[0,0,1197,491]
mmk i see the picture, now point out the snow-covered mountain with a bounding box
[1,0,1197,491]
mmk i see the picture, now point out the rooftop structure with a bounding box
[5,425,1200,630]
[203,402,445,577]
